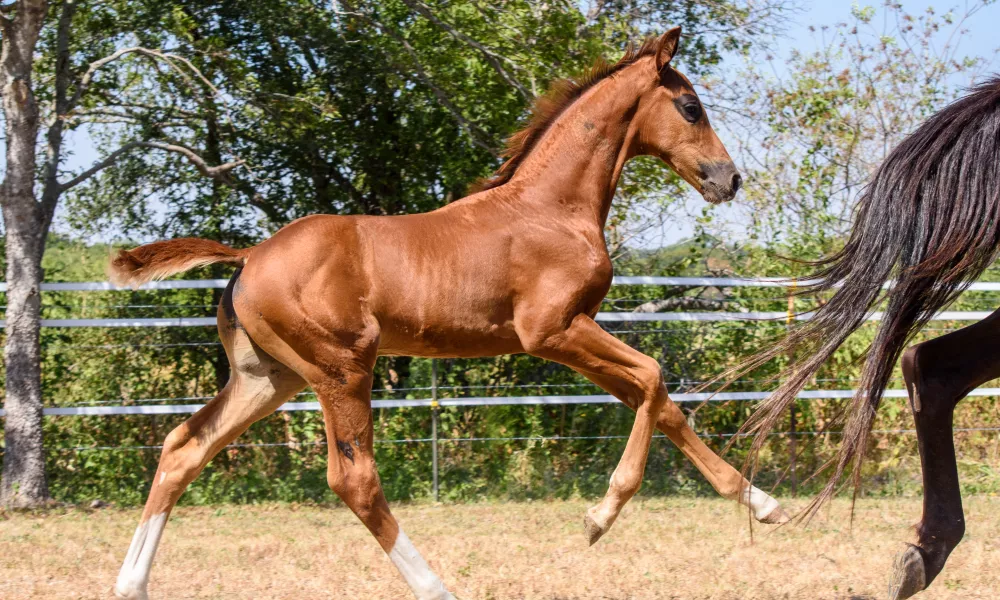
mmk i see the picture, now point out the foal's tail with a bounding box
[108,238,251,288]
[730,76,1000,516]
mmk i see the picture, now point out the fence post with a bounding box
[431,358,440,502]
[787,280,798,497]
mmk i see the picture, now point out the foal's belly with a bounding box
[375,310,524,358]
[367,238,525,357]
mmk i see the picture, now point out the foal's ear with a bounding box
[655,27,682,72]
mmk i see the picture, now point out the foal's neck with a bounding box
[507,65,653,226]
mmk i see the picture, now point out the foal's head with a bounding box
[476,27,741,204]
[633,27,742,204]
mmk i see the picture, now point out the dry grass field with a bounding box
[1,496,998,599]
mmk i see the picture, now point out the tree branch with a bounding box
[346,6,497,154]
[633,295,727,314]
[40,0,79,233]
[59,140,244,193]
[66,46,219,115]
[99,99,200,118]
[399,0,532,100]
[59,138,290,223]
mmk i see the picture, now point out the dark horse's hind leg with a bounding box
[890,307,1000,599]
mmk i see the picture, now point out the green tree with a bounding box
[712,0,995,258]
[0,0,264,508]
[68,0,795,234]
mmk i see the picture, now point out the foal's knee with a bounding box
[326,461,348,497]
[632,355,667,404]
[657,398,687,431]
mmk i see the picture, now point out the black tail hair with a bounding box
[731,75,1000,515]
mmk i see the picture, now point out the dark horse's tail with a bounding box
[731,75,1000,514]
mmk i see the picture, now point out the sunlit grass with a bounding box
[2,496,998,599]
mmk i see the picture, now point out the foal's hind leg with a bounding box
[309,352,454,600]
[581,370,787,525]
[890,308,1000,600]
[114,331,305,599]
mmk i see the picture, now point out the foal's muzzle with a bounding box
[699,161,742,204]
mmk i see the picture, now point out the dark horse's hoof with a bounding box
[888,544,926,600]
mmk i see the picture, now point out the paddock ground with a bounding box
[2,497,998,599]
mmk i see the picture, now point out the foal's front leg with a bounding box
[522,314,671,544]
[580,370,787,525]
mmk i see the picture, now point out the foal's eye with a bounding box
[683,104,702,122]
[673,94,703,124]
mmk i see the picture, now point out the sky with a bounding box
[653,0,1000,247]
[786,0,999,60]
[55,0,1000,244]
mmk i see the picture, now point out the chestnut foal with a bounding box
[110,28,786,600]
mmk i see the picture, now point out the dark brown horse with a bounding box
[731,76,1000,599]
[108,29,787,600]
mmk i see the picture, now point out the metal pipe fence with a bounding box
[3,276,1000,497]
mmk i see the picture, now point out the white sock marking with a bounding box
[742,485,781,521]
[388,528,455,600]
[115,513,167,600]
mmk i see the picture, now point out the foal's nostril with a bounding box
[731,173,743,194]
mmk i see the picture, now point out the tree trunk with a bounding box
[0,0,51,508]
[0,224,48,507]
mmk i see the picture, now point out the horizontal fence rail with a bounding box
[5,387,1000,418]
[1,277,998,326]
[32,426,1000,455]
[594,310,994,322]
[0,279,232,292]
[8,317,219,327]
[8,276,1000,291]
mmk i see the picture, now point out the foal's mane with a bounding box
[473,37,662,192]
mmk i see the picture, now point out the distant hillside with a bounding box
[614,236,751,276]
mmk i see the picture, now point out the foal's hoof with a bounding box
[114,580,149,600]
[583,507,611,546]
[888,544,926,600]
[757,504,791,525]
[583,513,605,546]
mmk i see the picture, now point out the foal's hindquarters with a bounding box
[115,269,455,600]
